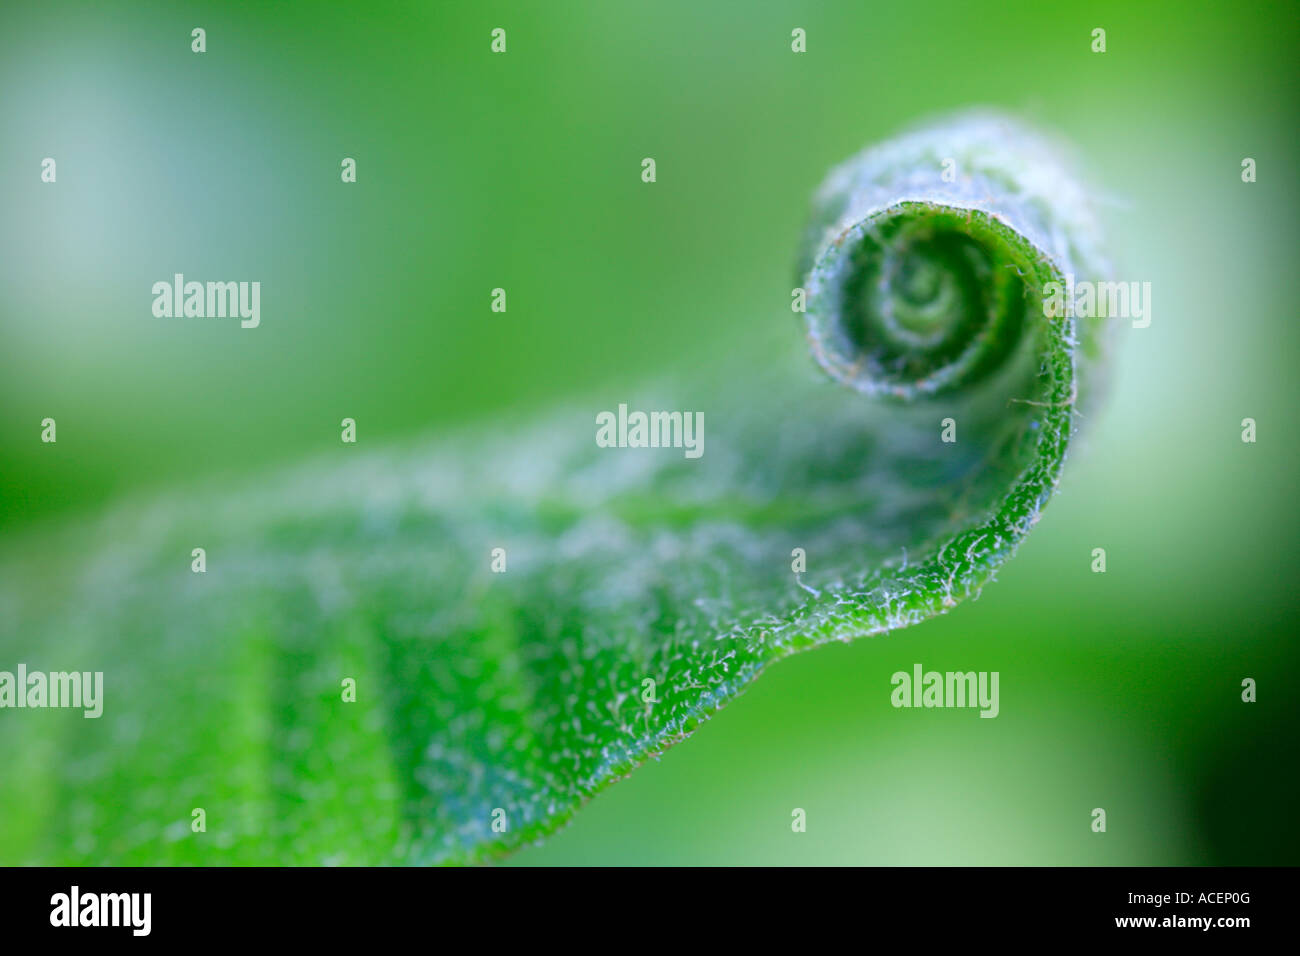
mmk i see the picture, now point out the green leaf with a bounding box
[0,112,1108,865]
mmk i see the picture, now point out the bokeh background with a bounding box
[1,0,1295,864]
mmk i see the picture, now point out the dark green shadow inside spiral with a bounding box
[810,203,1054,401]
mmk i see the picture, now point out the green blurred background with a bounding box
[1,0,1295,864]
